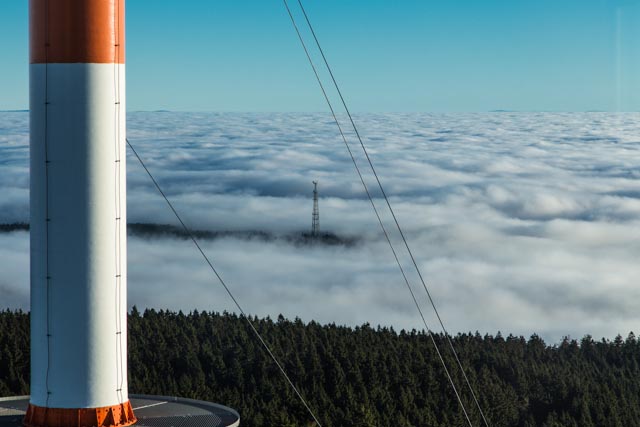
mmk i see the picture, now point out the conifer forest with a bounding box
[1,309,639,427]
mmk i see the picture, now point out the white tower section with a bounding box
[26,1,136,426]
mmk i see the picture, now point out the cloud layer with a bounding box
[2,111,640,342]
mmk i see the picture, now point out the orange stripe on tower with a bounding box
[30,0,125,64]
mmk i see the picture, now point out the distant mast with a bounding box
[26,0,135,426]
[312,181,319,236]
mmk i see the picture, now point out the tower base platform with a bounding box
[0,395,239,427]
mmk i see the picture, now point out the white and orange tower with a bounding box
[26,1,135,426]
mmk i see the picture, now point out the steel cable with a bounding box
[287,0,491,425]
[43,0,52,408]
[126,138,324,427]
[114,0,125,404]
[282,1,477,425]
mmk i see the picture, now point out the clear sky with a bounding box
[1,0,639,112]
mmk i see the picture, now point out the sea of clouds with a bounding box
[1,111,639,343]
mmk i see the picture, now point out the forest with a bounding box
[0,222,358,246]
[1,308,639,427]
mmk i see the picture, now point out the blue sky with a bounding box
[1,0,639,112]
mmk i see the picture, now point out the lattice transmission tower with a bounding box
[312,181,319,236]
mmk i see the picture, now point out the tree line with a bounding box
[1,308,639,426]
[0,222,358,246]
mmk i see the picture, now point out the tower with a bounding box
[0,2,242,426]
[311,181,319,236]
[25,1,135,426]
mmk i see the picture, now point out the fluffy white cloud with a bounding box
[1,111,640,343]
